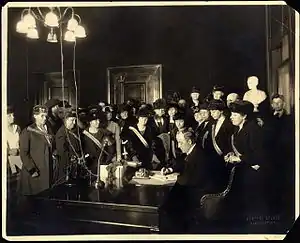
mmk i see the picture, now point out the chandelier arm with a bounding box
[74,14,82,24]
[60,7,74,22]
[30,9,45,23]
[21,8,29,18]
[36,7,45,20]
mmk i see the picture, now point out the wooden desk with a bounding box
[27,178,175,234]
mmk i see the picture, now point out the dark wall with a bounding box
[7,5,270,126]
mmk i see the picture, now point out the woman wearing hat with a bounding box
[122,108,154,181]
[6,106,23,177]
[55,110,84,185]
[103,106,122,162]
[205,99,234,192]
[82,108,116,180]
[44,98,63,135]
[224,100,268,231]
[18,105,56,197]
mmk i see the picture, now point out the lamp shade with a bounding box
[27,28,39,39]
[74,25,86,38]
[23,13,36,28]
[64,30,75,42]
[45,11,59,27]
[67,18,78,31]
[16,20,29,34]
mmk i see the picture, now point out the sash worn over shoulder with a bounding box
[27,126,53,148]
[83,130,109,155]
[128,126,149,148]
[211,124,223,156]
[231,134,242,157]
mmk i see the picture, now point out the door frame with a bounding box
[107,64,162,104]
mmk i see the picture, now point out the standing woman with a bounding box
[82,108,116,180]
[224,100,268,232]
[104,106,122,162]
[18,105,55,203]
[7,106,23,177]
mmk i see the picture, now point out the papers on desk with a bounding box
[149,172,178,182]
[130,171,178,186]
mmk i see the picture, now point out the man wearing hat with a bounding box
[148,98,169,137]
[205,99,234,191]
[44,98,63,135]
[55,109,84,186]
[223,100,268,231]
[193,102,212,146]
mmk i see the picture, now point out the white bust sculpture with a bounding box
[243,76,267,112]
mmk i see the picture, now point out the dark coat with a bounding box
[159,145,217,233]
[204,117,234,191]
[46,116,63,135]
[148,116,169,137]
[18,123,55,195]
[194,120,212,148]
[82,128,116,174]
[225,120,268,220]
[55,126,83,183]
[125,125,154,170]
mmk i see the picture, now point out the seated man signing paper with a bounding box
[158,131,217,234]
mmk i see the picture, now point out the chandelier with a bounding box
[16,7,87,42]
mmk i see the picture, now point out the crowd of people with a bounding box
[6,75,295,233]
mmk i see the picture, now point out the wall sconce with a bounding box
[16,7,87,42]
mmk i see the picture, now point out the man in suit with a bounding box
[266,94,295,215]
[148,98,169,137]
[193,102,212,147]
[158,131,216,233]
[205,99,234,191]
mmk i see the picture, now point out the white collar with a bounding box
[274,110,284,117]
[186,143,196,156]
[238,119,246,132]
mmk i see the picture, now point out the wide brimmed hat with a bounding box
[191,86,200,94]
[212,85,225,93]
[198,102,209,110]
[86,108,106,122]
[7,105,14,114]
[58,100,72,108]
[153,98,166,110]
[136,108,150,118]
[44,99,60,109]
[167,101,179,110]
[208,99,226,111]
[63,109,77,119]
[229,100,254,116]
[33,105,48,115]
[173,111,185,121]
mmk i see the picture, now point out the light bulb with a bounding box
[23,12,36,28]
[27,27,39,39]
[64,30,75,42]
[74,25,86,38]
[45,11,59,27]
[47,28,58,43]
[16,20,29,34]
[67,17,78,31]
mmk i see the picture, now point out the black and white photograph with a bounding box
[2,1,299,240]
